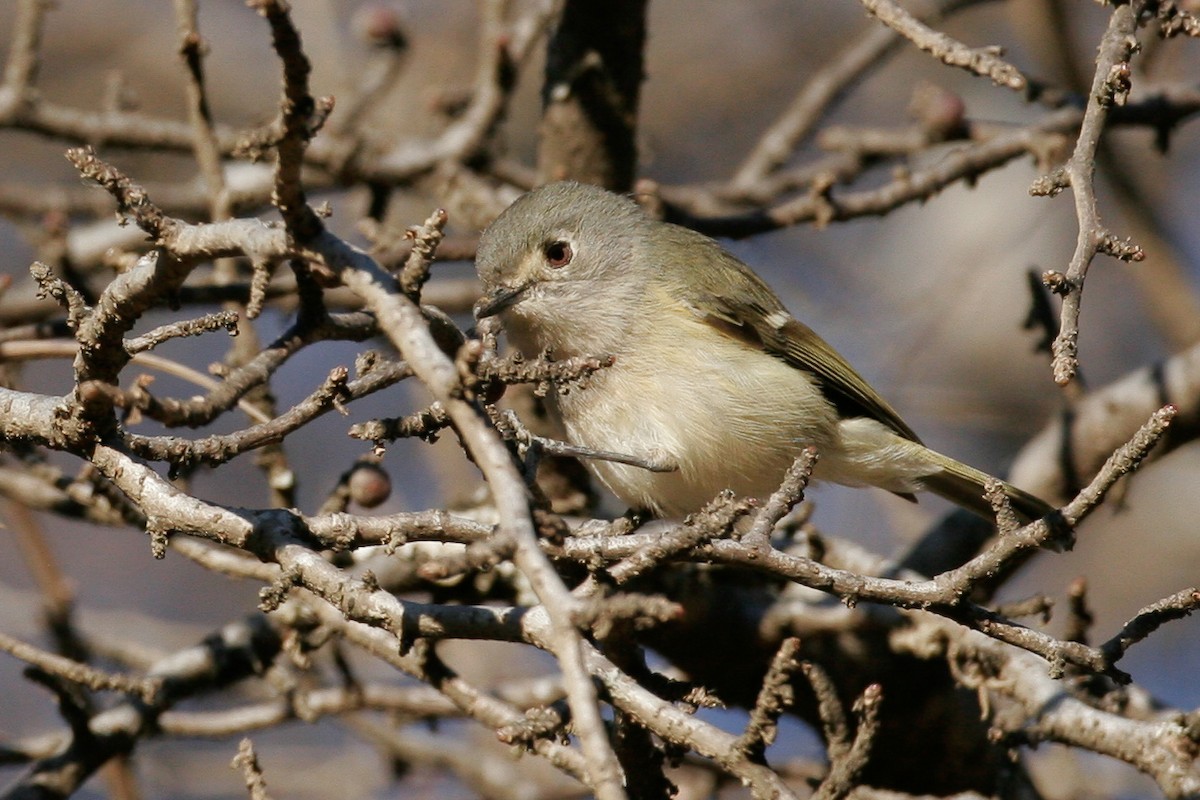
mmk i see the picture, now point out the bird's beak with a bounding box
[474,283,529,319]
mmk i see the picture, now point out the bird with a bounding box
[473,180,1051,524]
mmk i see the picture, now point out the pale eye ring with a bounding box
[543,240,573,268]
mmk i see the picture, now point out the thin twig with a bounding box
[1031,2,1148,385]
[0,630,161,703]
[859,0,1027,90]
[733,637,803,761]
[231,738,274,800]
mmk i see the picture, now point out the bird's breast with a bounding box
[548,319,842,516]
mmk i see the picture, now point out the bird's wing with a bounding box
[713,296,921,444]
[649,221,921,443]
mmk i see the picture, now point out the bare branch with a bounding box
[230,738,274,800]
[1032,1,1147,385]
[859,0,1027,90]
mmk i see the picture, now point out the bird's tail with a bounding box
[920,449,1053,525]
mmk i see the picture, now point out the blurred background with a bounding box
[0,1,1198,797]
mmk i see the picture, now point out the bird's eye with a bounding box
[544,240,573,268]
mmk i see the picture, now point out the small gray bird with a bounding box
[474,181,1051,523]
